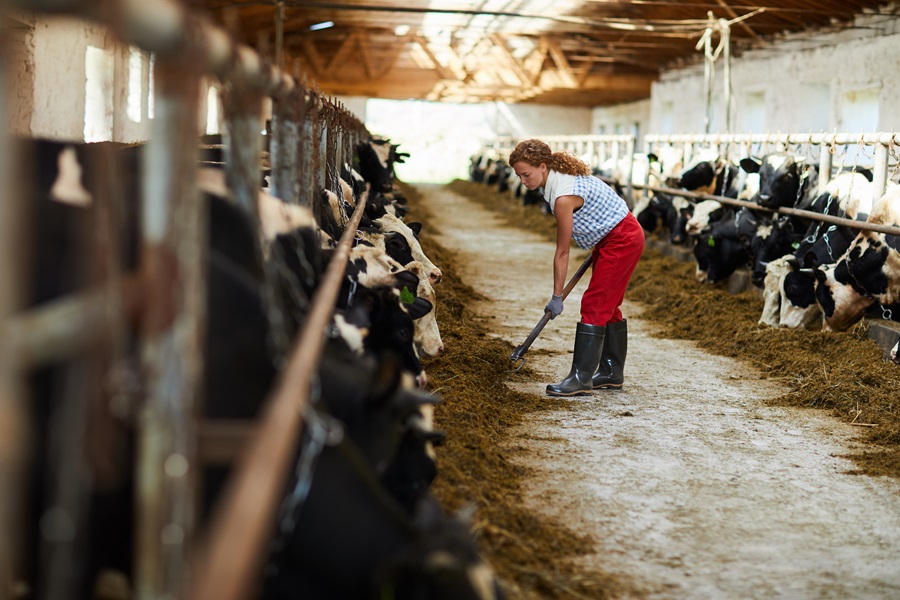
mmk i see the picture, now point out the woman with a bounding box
[508,139,644,396]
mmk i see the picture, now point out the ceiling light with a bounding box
[309,21,334,31]
[394,24,410,36]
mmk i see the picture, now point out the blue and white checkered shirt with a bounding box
[543,170,629,249]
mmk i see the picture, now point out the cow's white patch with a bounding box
[686,200,721,235]
[890,338,899,364]
[759,257,791,326]
[332,314,366,355]
[766,154,789,172]
[50,146,92,206]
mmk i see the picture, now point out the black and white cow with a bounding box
[815,184,900,331]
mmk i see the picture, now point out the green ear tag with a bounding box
[791,241,800,250]
[400,286,416,304]
[707,237,716,247]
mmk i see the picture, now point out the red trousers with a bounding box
[580,211,645,325]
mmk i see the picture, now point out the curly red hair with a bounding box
[508,138,590,176]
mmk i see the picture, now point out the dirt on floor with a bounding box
[402,180,900,599]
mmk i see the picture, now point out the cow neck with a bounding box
[793,167,816,210]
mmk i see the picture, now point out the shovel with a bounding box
[509,254,593,372]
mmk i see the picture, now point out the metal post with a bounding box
[136,57,204,600]
[316,102,328,196]
[873,142,889,206]
[298,91,316,209]
[270,88,302,205]
[275,2,284,69]
[722,18,732,133]
[818,140,833,194]
[0,35,28,598]
[624,136,636,209]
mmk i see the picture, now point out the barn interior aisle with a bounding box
[415,182,900,599]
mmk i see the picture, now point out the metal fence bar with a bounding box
[3,276,141,369]
[0,33,28,598]
[627,181,900,237]
[135,57,204,600]
[188,187,370,600]
[270,87,302,205]
[645,131,898,206]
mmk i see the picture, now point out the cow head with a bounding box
[740,153,815,210]
[779,257,822,329]
[814,260,874,331]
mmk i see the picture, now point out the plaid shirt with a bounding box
[544,170,628,249]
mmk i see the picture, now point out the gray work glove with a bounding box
[545,294,563,319]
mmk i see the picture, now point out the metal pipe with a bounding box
[136,57,204,600]
[3,276,142,369]
[270,88,303,205]
[0,38,28,598]
[645,132,900,146]
[818,141,833,192]
[622,180,900,237]
[188,187,370,600]
[873,143,890,207]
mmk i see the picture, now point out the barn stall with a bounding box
[3,1,900,599]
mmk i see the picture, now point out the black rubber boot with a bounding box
[546,323,605,396]
[592,319,628,389]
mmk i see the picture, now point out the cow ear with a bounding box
[647,152,659,163]
[813,267,827,283]
[856,167,874,182]
[407,222,423,237]
[802,251,820,269]
[739,157,761,173]
[405,297,433,320]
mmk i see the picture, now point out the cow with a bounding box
[404,260,444,357]
[375,212,443,285]
[692,207,761,284]
[678,153,746,198]
[357,137,405,194]
[815,184,900,331]
[739,152,819,211]
[15,136,474,599]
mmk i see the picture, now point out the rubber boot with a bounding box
[546,323,605,396]
[592,319,628,389]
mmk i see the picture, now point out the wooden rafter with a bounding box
[486,33,532,86]
[545,38,578,88]
[327,31,360,72]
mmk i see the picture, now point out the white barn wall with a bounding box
[590,100,651,150]
[648,10,900,135]
[365,99,591,183]
[24,16,215,143]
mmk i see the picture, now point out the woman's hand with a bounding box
[545,294,564,318]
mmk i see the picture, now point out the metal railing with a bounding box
[2,1,370,598]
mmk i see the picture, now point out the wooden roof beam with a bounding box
[487,33,533,86]
[327,31,362,72]
[545,37,578,88]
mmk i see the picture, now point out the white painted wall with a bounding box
[590,99,651,150]
[20,15,213,143]
[365,98,592,183]
[649,10,900,135]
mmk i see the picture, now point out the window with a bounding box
[127,47,143,123]
[206,85,220,134]
[84,45,114,142]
